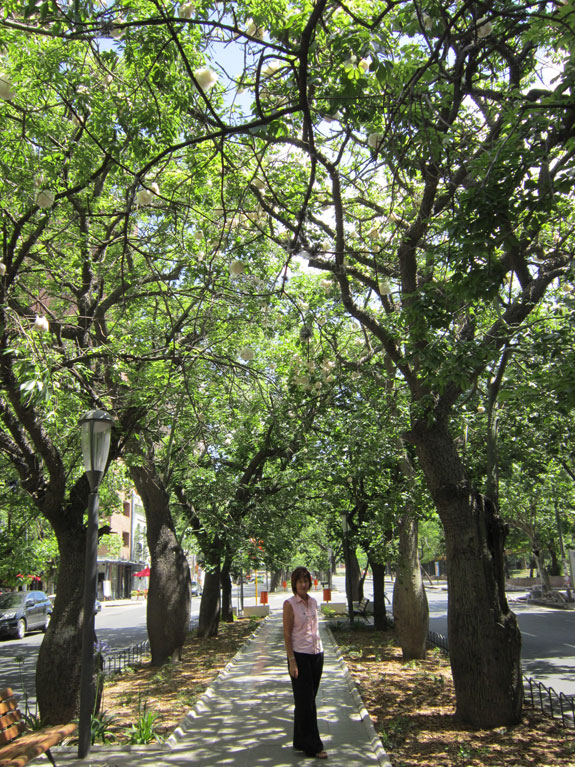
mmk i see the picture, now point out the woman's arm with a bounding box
[283,600,298,678]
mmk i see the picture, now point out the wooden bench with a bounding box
[0,688,76,767]
[353,597,371,620]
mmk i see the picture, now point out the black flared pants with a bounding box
[289,650,324,756]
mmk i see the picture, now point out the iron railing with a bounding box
[101,615,199,676]
[426,629,449,654]
[523,675,575,728]
[103,639,150,675]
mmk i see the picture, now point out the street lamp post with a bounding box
[77,409,113,759]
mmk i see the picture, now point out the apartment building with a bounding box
[97,491,149,600]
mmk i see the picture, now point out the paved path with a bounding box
[54,611,390,767]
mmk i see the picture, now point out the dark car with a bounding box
[191,580,203,596]
[0,591,52,640]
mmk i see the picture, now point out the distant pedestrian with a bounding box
[283,566,327,759]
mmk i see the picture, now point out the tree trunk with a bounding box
[221,559,234,623]
[393,514,429,659]
[270,570,282,592]
[411,418,523,727]
[369,557,388,631]
[130,464,191,665]
[548,546,561,577]
[36,525,85,724]
[199,565,221,637]
[348,547,362,601]
[534,545,553,593]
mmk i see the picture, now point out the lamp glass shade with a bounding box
[79,410,113,476]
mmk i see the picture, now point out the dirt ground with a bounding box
[94,618,575,766]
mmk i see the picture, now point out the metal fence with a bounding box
[101,615,199,676]
[103,639,150,675]
[523,675,575,728]
[426,629,449,654]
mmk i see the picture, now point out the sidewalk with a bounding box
[53,610,391,767]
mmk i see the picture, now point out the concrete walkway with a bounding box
[53,611,390,767]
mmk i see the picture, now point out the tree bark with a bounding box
[270,570,282,592]
[199,565,221,637]
[393,514,429,659]
[348,547,362,601]
[36,524,85,724]
[220,558,234,623]
[130,463,191,665]
[369,557,388,630]
[411,418,523,727]
[548,546,561,577]
[533,544,553,593]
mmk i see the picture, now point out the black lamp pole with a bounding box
[77,410,113,759]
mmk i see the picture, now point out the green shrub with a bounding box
[127,701,162,745]
[90,711,117,744]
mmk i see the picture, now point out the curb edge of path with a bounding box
[322,623,393,767]
[165,616,271,749]
[52,619,271,761]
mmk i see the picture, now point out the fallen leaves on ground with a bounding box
[96,615,575,766]
[332,623,575,767]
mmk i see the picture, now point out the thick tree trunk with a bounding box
[199,566,221,637]
[369,557,388,630]
[130,464,191,665]
[220,559,233,623]
[411,419,523,727]
[36,525,85,724]
[393,514,429,659]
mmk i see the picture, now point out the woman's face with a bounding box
[295,575,310,598]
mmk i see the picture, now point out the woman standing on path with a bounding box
[283,566,327,759]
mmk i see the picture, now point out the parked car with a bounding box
[48,594,102,615]
[191,580,203,596]
[0,591,52,640]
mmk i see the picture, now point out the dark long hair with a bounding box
[291,567,311,594]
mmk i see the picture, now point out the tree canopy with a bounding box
[1,0,574,729]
